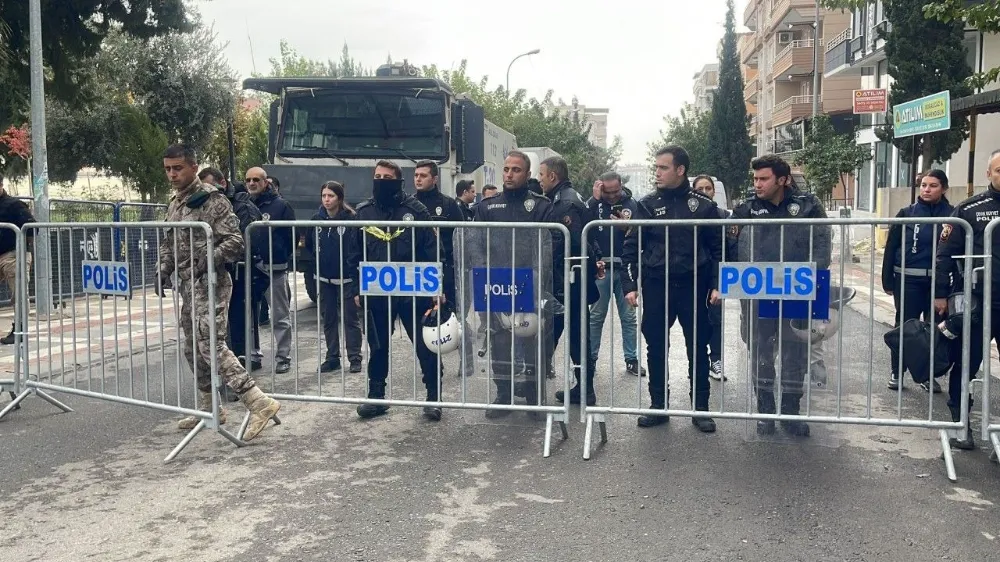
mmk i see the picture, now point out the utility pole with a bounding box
[812,1,820,117]
[29,0,52,316]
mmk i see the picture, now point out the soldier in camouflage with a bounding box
[158,144,280,441]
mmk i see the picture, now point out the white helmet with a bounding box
[496,312,540,337]
[788,310,841,343]
[422,304,463,355]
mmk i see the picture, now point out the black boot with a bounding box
[948,404,976,450]
[357,386,389,419]
[779,393,809,437]
[691,395,716,433]
[485,382,513,419]
[638,396,669,427]
[0,324,14,345]
[756,391,776,435]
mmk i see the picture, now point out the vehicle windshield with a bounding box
[278,89,447,159]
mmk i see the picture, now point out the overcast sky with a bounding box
[193,0,734,163]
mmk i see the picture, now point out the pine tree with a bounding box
[882,0,972,169]
[706,0,753,198]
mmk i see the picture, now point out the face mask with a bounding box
[373,178,403,206]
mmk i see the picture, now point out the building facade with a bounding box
[824,0,1000,213]
[552,99,610,150]
[616,163,653,198]
[692,63,719,114]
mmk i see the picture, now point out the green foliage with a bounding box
[647,106,713,176]
[266,41,371,78]
[203,99,270,180]
[822,0,998,89]
[0,0,190,130]
[105,105,170,202]
[879,0,972,168]
[795,115,872,201]
[706,0,754,197]
[422,61,620,193]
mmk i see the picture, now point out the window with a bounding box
[857,156,873,211]
[278,89,448,159]
[895,145,914,188]
[875,141,890,188]
[964,31,981,80]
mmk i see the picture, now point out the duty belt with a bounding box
[318,277,352,285]
[894,266,933,277]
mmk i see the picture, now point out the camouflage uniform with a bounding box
[160,179,255,394]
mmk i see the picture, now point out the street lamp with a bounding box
[506,49,541,92]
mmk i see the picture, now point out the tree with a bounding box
[822,0,999,89]
[880,0,973,170]
[0,0,190,129]
[0,124,30,180]
[422,61,619,193]
[203,98,270,180]
[266,41,371,78]
[795,115,872,201]
[647,106,713,176]
[706,0,753,198]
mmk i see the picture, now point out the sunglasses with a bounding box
[245,177,265,183]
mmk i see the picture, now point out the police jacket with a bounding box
[620,178,723,295]
[587,188,640,263]
[0,191,34,255]
[881,197,953,292]
[457,200,475,221]
[345,193,440,299]
[472,185,564,300]
[305,206,355,283]
[414,186,465,269]
[935,185,1000,300]
[252,187,296,269]
[728,187,831,269]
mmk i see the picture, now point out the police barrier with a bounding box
[244,220,571,457]
[980,219,1000,461]
[580,217,975,481]
[114,202,167,291]
[0,197,33,306]
[47,199,118,304]
[0,223,26,414]
[1,221,247,462]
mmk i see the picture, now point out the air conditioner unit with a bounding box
[777,31,794,45]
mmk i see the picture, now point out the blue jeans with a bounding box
[589,272,638,363]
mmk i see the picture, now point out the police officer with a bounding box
[935,149,1000,450]
[622,145,722,433]
[159,144,280,441]
[346,160,444,421]
[729,154,830,437]
[537,156,601,405]
[455,179,477,220]
[472,150,562,417]
[881,169,952,391]
[413,160,476,376]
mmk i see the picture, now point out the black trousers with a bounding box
[641,276,711,410]
[228,264,262,361]
[320,282,363,363]
[364,297,440,400]
[707,302,723,363]
[890,274,937,376]
[552,284,594,389]
[745,312,809,414]
[947,302,1000,420]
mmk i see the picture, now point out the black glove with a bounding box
[157,270,173,297]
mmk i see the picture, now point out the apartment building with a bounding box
[552,99,610,150]
[692,63,720,114]
[824,0,1000,213]
[739,0,861,177]
[616,163,653,198]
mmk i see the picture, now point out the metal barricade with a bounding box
[0,197,34,307]
[1,221,246,462]
[581,216,975,481]
[980,219,1000,460]
[114,202,168,291]
[46,199,118,304]
[0,223,25,413]
[244,220,571,456]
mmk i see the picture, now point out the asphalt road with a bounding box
[2,294,1000,562]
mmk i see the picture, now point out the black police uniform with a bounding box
[458,199,475,221]
[473,185,563,411]
[415,187,466,304]
[346,181,443,419]
[621,177,722,430]
[935,184,1000,431]
[729,187,830,436]
[544,180,601,405]
[881,196,953,383]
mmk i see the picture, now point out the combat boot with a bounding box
[0,324,14,345]
[240,386,281,440]
[178,390,227,430]
[756,391,776,435]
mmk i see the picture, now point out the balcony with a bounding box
[824,28,853,78]
[772,39,823,80]
[771,95,820,126]
[768,0,818,33]
[743,0,758,30]
[744,73,759,103]
[739,33,762,66]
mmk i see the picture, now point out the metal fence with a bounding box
[579,217,975,482]
[980,219,1000,460]
[0,221,246,462]
[0,223,25,412]
[243,220,572,456]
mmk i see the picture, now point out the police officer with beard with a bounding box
[537,156,602,406]
[472,150,563,416]
[729,155,831,437]
[622,145,722,433]
[935,149,1000,450]
[346,160,444,421]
